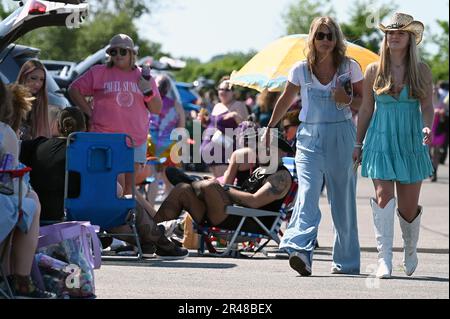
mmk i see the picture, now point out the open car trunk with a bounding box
[0,0,88,52]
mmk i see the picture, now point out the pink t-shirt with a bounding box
[70,64,160,146]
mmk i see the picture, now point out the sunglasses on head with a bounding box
[109,48,128,57]
[315,31,333,41]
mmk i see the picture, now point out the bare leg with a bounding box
[154,183,206,224]
[135,190,157,218]
[197,180,233,225]
[372,179,395,207]
[396,182,422,222]
[11,191,40,276]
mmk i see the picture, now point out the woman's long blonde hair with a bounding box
[373,33,427,99]
[16,60,50,138]
[306,16,347,70]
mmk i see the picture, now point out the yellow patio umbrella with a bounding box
[230,34,379,92]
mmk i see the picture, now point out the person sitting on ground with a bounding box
[160,130,294,234]
[19,107,187,259]
[0,79,55,298]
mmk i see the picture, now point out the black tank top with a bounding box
[241,164,292,212]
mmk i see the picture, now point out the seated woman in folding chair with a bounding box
[156,130,293,234]
[221,120,259,187]
[19,107,188,259]
[0,80,55,298]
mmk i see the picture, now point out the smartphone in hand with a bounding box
[337,72,353,96]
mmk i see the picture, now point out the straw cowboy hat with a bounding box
[379,13,424,45]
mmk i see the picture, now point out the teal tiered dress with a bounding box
[361,86,433,184]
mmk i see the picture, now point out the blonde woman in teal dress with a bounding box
[353,13,434,279]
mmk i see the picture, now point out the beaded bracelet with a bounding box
[336,95,353,110]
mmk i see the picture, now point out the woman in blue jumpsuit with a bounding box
[265,16,363,276]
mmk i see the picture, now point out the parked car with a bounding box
[50,46,186,109]
[1,44,71,108]
[42,59,77,77]
[0,0,88,108]
[50,45,110,92]
[0,0,88,53]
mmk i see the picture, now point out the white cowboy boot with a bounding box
[370,197,396,279]
[397,207,422,276]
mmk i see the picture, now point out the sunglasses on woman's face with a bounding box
[109,48,128,57]
[218,88,232,92]
[315,31,333,41]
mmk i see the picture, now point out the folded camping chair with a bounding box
[64,132,142,260]
[0,166,32,299]
[197,157,298,257]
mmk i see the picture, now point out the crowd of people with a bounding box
[1,10,449,298]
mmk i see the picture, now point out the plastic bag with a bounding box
[33,221,101,298]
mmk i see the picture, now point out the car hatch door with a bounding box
[0,0,88,52]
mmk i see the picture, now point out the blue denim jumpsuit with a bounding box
[280,60,360,274]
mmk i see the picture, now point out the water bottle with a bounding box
[141,65,153,96]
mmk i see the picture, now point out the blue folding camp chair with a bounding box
[64,132,142,260]
[197,157,298,257]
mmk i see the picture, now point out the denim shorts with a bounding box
[134,142,148,164]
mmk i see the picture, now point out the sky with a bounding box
[138,0,449,62]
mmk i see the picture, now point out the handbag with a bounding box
[32,221,101,298]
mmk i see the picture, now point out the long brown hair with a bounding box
[306,16,347,70]
[373,33,427,99]
[7,83,34,133]
[16,60,50,138]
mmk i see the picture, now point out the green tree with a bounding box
[0,1,13,19]
[174,51,256,84]
[429,19,449,81]
[10,0,162,62]
[283,0,335,35]
[340,0,397,53]
[283,0,396,53]
[89,0,156,19]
